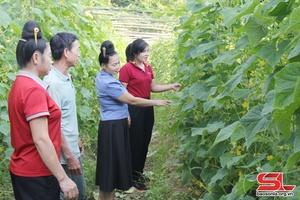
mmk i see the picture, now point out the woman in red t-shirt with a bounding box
[119,38,181,191]
[8,21,78,200]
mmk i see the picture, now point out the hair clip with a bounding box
[102,47,106,57]
[19,38,27,43]
[34,27,39,44]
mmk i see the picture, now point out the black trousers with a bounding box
[128,105,154,181]
[10,171,60,200]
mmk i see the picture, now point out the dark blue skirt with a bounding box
[95,118,132,192]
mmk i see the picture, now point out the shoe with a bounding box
[132,180,148,192]
[140,174,151,183]
[124,187,135,194]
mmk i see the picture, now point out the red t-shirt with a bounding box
[119,61,154,98]
[8,73,61,177]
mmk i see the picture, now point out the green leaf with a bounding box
[0,9,12,28]
[244,16,268,47]
[224,72,242,92]
[269,155,281,166]
[190,41,223,59]
[207,120,225,133]
[261,90,275,115]
[283,151,300,172]
[274,63,300,139]
[220,0,260,26]
[9,21,22,36]
[235,175,257,195]
[262,67,283,96]
[240,154,266,168]
[0,121,9,136]
[288,40,300,60]
[78,105,92,120]
[201,167,217,184]
[189,82,217,101]
[286,7,300,32]
[45,9,59,22]
[264,0,293,22]
[211,122,239,149]
[295,115,300,153]
[181,163,192,184]
[234,55,257,74]
[231,124,246,142]
[191,128,207,137]
[233,89,254,100]
[5,147,13,160]
[274,63,300,109]
[240,105,272,148]
[257,41,289,67]
[213,50,242,68]
[32,8,45,20]
[196,146,208,158]
[274,104,297,140]
[220,153,245,168]
[210,141,231,158]
[209,168,228,185]
[182,98,196,111]
[186,1,213,13]
[6,72,16,81]
[80,87,92,100]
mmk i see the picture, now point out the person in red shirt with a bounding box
[8,20,78,200]
[119,38,181,191]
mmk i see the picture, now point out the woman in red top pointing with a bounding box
[119,38,181,191]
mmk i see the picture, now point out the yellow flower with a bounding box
[267,155,273,161]
[279,146,284,150]
[250,70,255,77]
[241,110,246,115]
[229,44,235,50]
[238,171,243,177]
[249,79,254,86]
[209,96,214,100]
[195,190,201,196]
[236,150,242,156]
[259,60,265,66]
[230,150,235,154]
[0,147,3,153]
[218,15,223,20]
[237,145,242,150]
[242,101,249,108]
[199,182,203,188]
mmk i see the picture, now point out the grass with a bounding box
[0,150,14,199]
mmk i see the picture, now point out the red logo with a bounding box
[257,172,296,191]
